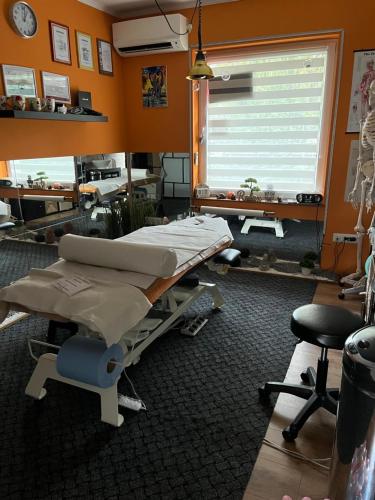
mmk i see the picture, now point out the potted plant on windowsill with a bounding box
[299,258,315,276]
[240,177,260,201]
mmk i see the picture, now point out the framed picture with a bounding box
[49,21,71,65]
[76,31,94,71]
[97,39,113,76]
[2,64,37,97]
[347,49,375,133]
[142,66,168,108]
[41,71,71,103]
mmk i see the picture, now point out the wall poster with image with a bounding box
[142,66,168,108]
[76,31,94,71]
[347,49,375,133]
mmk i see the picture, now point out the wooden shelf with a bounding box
[0,186,78,203]
[0,110,108,122]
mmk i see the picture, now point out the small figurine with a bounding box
[27,175,33,188]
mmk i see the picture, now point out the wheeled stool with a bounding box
[259,304,364,441]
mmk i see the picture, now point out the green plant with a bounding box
[35,171,48,183]
[105,198,156,239]
[240,177,261,197]
[303,251,318,262]
[299,258,314,269]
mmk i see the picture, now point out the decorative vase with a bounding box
[11,95,25,111]
[301,267,312,276]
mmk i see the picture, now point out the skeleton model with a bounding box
[343,80,375,290]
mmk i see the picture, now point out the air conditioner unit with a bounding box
[113,14,189,57]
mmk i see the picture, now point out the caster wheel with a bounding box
[258,386,271,402]
[300,371,310,384]
[282,426,298,442]
[338,293,345,300]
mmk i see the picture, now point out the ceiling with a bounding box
[78,0,238,18]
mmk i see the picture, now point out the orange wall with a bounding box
[122,52,190,152]
[122,0,374,274]
[0,0,125,160]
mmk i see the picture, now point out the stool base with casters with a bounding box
[259,346,339,441]
[258,304,364,441]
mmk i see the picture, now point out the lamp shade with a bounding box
[186,50,214,80]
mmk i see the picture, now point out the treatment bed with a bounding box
[79,169,160,217]
[0,216,240,426]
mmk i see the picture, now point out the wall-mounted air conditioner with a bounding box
[112,14,188,57]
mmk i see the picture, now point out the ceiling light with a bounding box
[186,0,214,80]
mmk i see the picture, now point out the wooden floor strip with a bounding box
[243,282,362,500]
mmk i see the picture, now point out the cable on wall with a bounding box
[153,0,198,35]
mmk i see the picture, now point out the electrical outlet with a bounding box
[333,233,358,243]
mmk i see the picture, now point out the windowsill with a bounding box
[192,196,325,208]
[192,197,325,221]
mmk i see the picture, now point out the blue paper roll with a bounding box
[56,335,124,388]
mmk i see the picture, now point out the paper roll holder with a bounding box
[25,337,126,427]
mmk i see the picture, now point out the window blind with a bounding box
[10,156,76,184]
[205,46,329,196]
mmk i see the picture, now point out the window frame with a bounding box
[195,37,339,199]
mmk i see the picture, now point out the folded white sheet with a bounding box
[81,169,155,200]
[59,234,178,277]
[0,267,152,346]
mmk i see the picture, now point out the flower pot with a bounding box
[300,267,312,276]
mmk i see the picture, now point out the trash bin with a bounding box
[329,325,375,499]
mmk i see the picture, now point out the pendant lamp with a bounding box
[186,0,214,80]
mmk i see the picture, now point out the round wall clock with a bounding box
[9,1,38,38]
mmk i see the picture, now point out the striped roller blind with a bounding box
[205,46,329,196]
[10,156,76,185]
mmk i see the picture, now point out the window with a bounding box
[9,156,76,185]
[200,40,337,197]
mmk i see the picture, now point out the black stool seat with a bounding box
[291,304,364,350]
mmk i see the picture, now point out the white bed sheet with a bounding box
[0,268,152,346]
[81,169,154,200]
[0,216,233,345]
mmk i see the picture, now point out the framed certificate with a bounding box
[97,39,113,76]
[2,64,37,97]
[49,21,71,65]
[76,31,94,71]
[41,71,71,103]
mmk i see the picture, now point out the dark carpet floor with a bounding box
[229,217,323,262]
[0,241,317,499]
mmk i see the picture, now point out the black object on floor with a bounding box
[0,260,316,499]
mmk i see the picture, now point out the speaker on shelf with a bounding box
[296,193,323,204]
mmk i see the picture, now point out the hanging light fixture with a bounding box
[186,0,214,80]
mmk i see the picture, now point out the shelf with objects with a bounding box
[0,110,108,122]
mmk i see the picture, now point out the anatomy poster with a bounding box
[347,49,375,133]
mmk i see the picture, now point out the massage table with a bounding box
[0,216,240,426]
[79,169,160,218]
